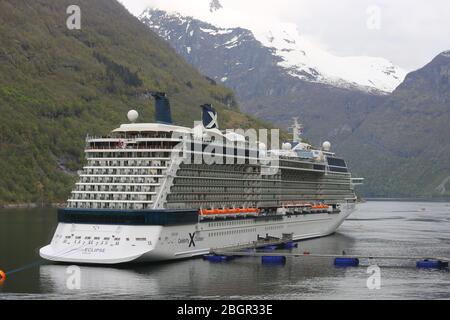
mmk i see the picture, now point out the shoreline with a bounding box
[364,197,450,202]
[0,203,65,209]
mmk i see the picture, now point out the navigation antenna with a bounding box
[289,117,303,143]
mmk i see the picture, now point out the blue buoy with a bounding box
[334,257,359,267]
[261,256,286,264]
[203,254,233,262]
[262,245,278,251]
[283,242,298,249]
[416,259,449,269]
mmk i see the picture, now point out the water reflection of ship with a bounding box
[39,232,354,298]
[39,265,160,298]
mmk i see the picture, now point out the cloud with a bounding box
[120,0,450,71]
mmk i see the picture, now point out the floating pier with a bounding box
[211,250,450,268]
[203,254,234,263]
[334,257,360,267]
[283,242,298,249]
[207,233,449,269]
[261,256,286,264]
[416,259,449,269]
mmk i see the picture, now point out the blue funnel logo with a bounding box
[201,104,218,129]
[151,92,173,124]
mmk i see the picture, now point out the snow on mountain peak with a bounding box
[140,1,406,93]
[441,50,450,58]
[252,23,406,92]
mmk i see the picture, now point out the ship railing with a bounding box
[84,145,176,151]
[86,133,175,140]
[267,152,324,163]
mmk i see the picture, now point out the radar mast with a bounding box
[290,117,304,143]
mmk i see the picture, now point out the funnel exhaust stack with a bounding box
[151,92,173,124]
[201,104,218,129]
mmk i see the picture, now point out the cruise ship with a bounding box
[40,93,361,264]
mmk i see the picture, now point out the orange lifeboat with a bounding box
[311,204,329,210]
[200,207,261,216]
[199,209,214,215]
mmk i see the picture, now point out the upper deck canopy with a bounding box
[112,123,193,134]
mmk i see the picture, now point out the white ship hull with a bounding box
[40,110,361,265]
[40,204,355,264]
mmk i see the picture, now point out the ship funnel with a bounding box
[151,92,173,124]
[201,104,218,129]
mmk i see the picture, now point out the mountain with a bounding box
[140,8,406,93]
[339,51,450,197]
[139,7,450,198]
[139,8,389,147]
[0,0,272,205]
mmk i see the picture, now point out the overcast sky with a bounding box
[119,0,450,71]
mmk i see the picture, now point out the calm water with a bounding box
[0,201,449,300]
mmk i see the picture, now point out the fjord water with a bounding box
[0,201,449,300]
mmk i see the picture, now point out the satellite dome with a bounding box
[322,141,331,151]
[127,110,139,123]
[282,142,292,150]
